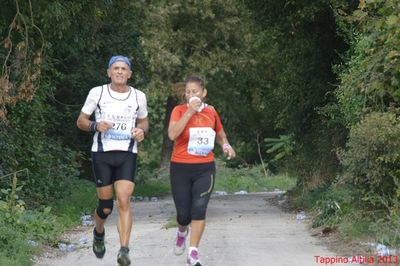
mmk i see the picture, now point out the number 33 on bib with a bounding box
[187,127,216,156]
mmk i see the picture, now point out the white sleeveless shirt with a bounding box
[81,84,148,153]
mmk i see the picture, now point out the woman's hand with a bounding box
[223,144,236,160]
[188,96,203,113]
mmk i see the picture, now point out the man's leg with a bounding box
[95,185,114,234]
[114,180,134,265]
[93,185,114,258]
[114,180,135,247]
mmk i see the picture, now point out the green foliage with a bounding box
[15,208,64,244]
[287,184,329,211]
[227,0,354,185]
[51,179,97,228]
[337,209,374,241]
[135,179,171,197]
[2,97,81,206]
[0,206,67,265]
[312,184,353,227]
[0,182,66,266]
[311,0,400,247]
[264,134,295,161]
[369,213,400,247]
[0,170,27,218]
[335,0,400,125]
[338,111,400,211]
[288,183,378,244]
[141,0,252,84]
[135,92,167,172]
[0,221,37,266]
[290,182,400,246]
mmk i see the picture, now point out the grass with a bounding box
[214,160,296,193]
[135,178,170,197]
[286,182,400,255]
[0,178,96,266]
[51,179,98,227]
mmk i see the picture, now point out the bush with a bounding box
[0,97,81,207]
[312,183,353,227]
[369,213,400,246]
[339,111,400,210]
[0,220,36,266]
[0,178,98,265]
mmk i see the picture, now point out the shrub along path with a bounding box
[34,192,349,266]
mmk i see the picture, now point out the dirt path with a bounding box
[34,192,349,266]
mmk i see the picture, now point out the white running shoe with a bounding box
[173,228,188,255]
[187,249,202,266]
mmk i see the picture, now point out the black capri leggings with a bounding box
[170,161,215,226]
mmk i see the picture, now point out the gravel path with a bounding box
[34,192,349,266]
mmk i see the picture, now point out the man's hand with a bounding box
[96,121,113,132]
[131,127,145,142]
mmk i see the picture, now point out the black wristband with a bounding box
[89,121,97,132]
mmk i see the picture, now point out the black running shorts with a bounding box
[91,151,137,187]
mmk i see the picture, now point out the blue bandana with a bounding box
[108,55,131,69]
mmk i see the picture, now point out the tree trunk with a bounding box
[159,95,179,169]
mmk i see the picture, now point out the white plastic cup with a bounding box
[189,97,205,112]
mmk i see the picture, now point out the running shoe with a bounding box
[174,228,188,255]
[117,247,131,266]
[92,228,105,258]
[187,249,202,266]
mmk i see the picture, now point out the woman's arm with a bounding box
[168,103,200,141]
[168,110,195,141]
